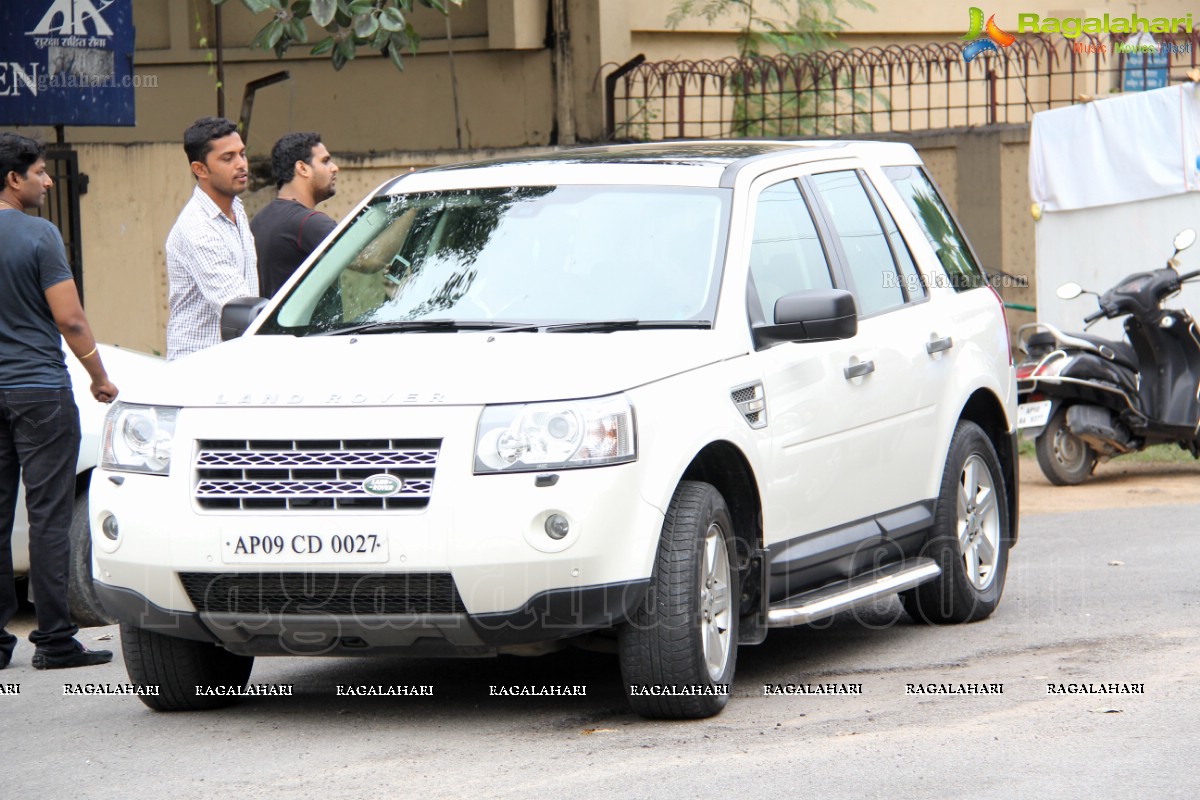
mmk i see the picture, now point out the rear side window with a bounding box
[747,180,833,323]
[883,165,986,291]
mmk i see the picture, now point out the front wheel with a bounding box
[1035,408,1097,485]
[121,624,254,711]
[618,481,739,720]
[902,421,1011,625]
[67,493,115,628]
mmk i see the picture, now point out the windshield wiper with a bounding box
[543,319,712,333]
[319,319,540,336]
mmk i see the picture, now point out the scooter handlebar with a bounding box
[1178,270,1200,282]
[1083,307,1107,323]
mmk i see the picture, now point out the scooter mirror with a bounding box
[1056,281,1084,300]
[1173,228,1196,254]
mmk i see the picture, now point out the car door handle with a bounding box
[926,336,954,355]
[843,359,875,380]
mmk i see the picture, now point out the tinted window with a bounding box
[748,180,833,323]
[810,171,905,316]
[883,165,986,291]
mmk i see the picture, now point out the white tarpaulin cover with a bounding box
[1030,83,1200,212]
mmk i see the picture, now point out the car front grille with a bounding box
[178,572,467,615]
[194,438,440,511]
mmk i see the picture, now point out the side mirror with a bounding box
[220,296,270,341]
[752,289,857,349]
[1056,282,1084,301]
[1174,228,1196,254]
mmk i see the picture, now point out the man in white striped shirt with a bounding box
[165,117,259,360]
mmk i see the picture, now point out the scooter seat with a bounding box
[1071,333,1139,370]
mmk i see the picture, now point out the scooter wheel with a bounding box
[1035,408,1097,485]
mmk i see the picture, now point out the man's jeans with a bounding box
[0,387,82,662]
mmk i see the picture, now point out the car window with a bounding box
[747,180,833,323]
[882,165,986,291]
[809,171,905,317]
[862,177,925,301]
[261,185,729,334]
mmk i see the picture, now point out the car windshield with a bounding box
[258,184,730,336]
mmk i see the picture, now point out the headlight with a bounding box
[474,395,636,473]
[101,403,179,475]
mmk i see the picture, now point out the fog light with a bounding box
[101,514,119,541]
[544,514,570,540]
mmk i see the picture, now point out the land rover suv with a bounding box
[91,141,1017,719]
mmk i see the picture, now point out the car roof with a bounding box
[383,140,923,193]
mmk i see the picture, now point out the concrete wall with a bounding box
[19,0,557,152]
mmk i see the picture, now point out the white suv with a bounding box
[91,141,1017,719]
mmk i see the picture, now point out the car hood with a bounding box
[128,332,737,407]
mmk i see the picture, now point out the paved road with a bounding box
[3,503,1197,799]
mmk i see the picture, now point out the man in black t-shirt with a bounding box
[0,133,118,670]
[251,132,340,298]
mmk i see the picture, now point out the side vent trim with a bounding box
[731,381,767,429]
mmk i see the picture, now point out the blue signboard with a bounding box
[0,0,135,126]
[1123,49,1170,92]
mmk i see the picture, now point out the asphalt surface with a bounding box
[3,502,1197,799]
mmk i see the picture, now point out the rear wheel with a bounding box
[1035,408,1096,485]
[121,624,254,711]
[903,421,1010,625]
[618,481,739,720]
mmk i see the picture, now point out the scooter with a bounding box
[1016,229,1200,485]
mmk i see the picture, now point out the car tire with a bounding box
[618,481,739,720]
[1035,407,1096,485]
[67,493,115,628]
[121,623,254,711]
[902,421,1010,625]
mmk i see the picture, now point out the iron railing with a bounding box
[603,32,1200,140]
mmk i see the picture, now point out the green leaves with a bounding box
[379,7,405,32]
[218,0,459,72]
[310,0,337,27]
[353,12,378,37]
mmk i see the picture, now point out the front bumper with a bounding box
[96,578,649,656]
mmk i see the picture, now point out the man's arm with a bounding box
[44,279,118,403]
[297,210,337,257]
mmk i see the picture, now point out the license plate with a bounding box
[1016,400,1052,429]
[221,533,389,564]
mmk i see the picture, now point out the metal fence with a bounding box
[603,31,1200,141]
[36,149,87,301]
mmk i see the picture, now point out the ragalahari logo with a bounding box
[961,7,1015,62]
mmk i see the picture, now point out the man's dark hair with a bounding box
[183,116,239,166]
[0,132,46,185]
[270,131,323,189]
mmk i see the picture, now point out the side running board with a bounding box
[766,558,941,627]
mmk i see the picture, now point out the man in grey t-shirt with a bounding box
[0,133,118,670]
